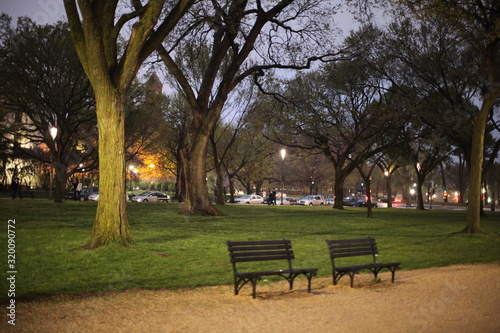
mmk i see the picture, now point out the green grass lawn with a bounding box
[0,200,499,301]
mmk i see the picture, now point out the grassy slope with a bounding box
[0,200,499,301]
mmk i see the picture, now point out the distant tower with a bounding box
[145,72,163,95]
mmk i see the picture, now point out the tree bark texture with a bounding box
[464,101,491,233]
[333,172,347,210]
[86,91,132,248]
[180,124,223,216]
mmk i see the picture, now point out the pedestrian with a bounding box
[76,181,83,201]
[72,178,79,200]
[268,190,274,206]
[10,177,23,199]
[272,190,277,205]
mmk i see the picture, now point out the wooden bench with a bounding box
[326,237,400,287]
[227,240,318,298]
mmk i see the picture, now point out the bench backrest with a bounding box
[326,238,379,265]
[227,240,294,272]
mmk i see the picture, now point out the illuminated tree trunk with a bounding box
[180,121,223,216]
[463,101,492,233]
[85,90,132,248]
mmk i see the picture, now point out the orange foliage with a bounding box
[137,153,175,181]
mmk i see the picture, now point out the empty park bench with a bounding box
[227,239,318,298]
[326,237,401,288]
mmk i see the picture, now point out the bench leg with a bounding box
[288,275,295,291]
[289,272,315,293]
[250,277,259,299]
[370,266,399,283]
[348,272,356,288]
[390,267,397,283]
[306,273,314,292]
[234,277,260,298]
[333,271,345,285]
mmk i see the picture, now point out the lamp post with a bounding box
[280,148,286,205]
[384,170,392,207]
[49,126,58,200]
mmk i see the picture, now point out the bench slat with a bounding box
[329,251,376,259]
[228,240,291,246]
[228,245,291,252]
[230,250,293,257]
[230,255,295,263]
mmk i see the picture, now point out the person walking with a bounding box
[10,177,22,199]
[267,190,274,206]
[76,181,83,201]
[72,178,79,200]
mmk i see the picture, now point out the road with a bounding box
[392,203,467,210]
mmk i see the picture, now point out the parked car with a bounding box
[283,197,298,205]
[297,195,325,206]
[343,195,365,206]
[88,192,99,201]
[380,197,401,204]
[131,191,170,203]
[355,197,378,208]
[325,197,335,205]
[79,187,99,201]
[231,195,265,204]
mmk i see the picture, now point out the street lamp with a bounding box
[49,126,57,200]
[280,149,286,205]
[384,170,391,206]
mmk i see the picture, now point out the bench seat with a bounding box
[228,240,317,298]
[235,268,318,279]
[326,238,400,287]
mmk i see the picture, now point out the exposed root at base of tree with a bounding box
[177,209,225,217]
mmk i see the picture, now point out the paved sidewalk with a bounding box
[4,264,500,333]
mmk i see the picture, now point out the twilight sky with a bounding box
[0,1,361,32]
[0,0,67,24]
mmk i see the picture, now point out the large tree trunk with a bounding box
[53,158,65,203]
[416,175,426,210]
[180,129,223,216]
[333,171,347,210]
[85,90,132,248]
[463,101,492,233]
[54,167,68,203]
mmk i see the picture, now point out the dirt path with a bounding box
[4,264,500,333]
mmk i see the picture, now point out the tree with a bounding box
[0,16,97,202]
[63,0,195,248]
[380,15,500,214]
[229,129,273,197]
[393,0,500,232]
[402,123,451,210]
[263,27,409,211]
[156,0,342,215]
